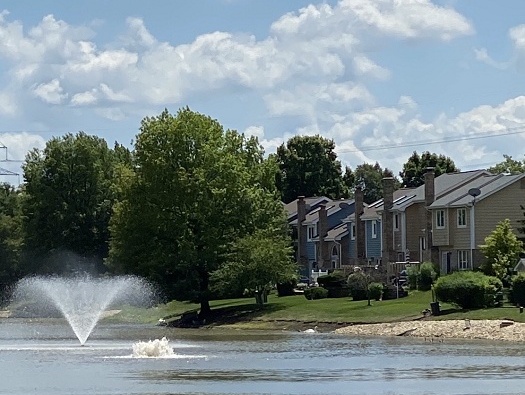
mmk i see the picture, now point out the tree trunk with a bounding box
[200,300,211,318]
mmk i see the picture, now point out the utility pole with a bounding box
[0,143,21,184]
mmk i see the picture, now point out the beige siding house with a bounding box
[429,173,525,273]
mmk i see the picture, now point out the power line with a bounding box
[337,125,525,153]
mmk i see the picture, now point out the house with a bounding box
[285,196,331,275]
[304,199,356,270]
[429,172,525,273]
[388,168,491,265]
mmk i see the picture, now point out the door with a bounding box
[441,251,451,274]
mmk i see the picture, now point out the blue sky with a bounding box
[0,0,524,183]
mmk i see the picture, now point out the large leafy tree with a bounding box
[275,135,348,203]
[350,162,399,204]
[0,183,23,290]
[108,108,291,316]
[21,132,130,274]
[480,219,523,280]
[400,151,459,188]
[489,154,525,174]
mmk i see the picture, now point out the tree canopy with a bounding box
[108,108,293,316]
[400,151,459,188]
[20,132,128,274]
[489,154,525,175]
[349,162,399,204]
[274,135,348,203]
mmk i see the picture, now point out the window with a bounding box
[350,223,356,240]
[372,220,377,239]
[457,208,466,228]
[394,213,399,231]
[307,225,317,241]
[458,250,469,270]
[436,210,445,229]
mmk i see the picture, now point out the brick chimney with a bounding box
[297,196,308,268]
[424,167,436,263]
[318,204,329,268]
[382,177,395,265]
[355,186,366,261]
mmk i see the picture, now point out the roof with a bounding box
[430,173,525,208]
[391,170,491,211]
[360,188,415,220]
[303,199,355,224]
[312,222,348,242]
[285,196,331,223]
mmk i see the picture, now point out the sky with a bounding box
[0,0,524,184]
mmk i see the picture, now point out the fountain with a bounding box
[12,275,154,346]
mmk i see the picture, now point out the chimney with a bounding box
[424,167,435,206]
[297,196,308,268]
[318,204,329,268]
[424,168,436,263]
[382,177,395,265]
[355,186,366,260]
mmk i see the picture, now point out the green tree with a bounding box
[489,154,525,175]
[211,228,295,305]
[400,151,459,188]
[0,183,23,289]
[21,132,128,274]
[274,135,348,203]
[108,108,289,317]
[480,219,523,280]
[353,162,399,204]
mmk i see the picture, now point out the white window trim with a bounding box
[350,223,356,240]
[458,250,469,270]
[457,208,467,228]
[307,225,316,241]
[372,220,377,239]
[436,210,445,229]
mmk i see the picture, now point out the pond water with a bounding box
[1,319,525,395]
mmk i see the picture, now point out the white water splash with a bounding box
[132,337,174,358]
[13,275,153,345]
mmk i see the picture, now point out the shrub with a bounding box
[317,271,346,287]
[418,262,437,291]
[276,280,296,297]
[368,282,383,301]
[347,272,368,300]
[434,271,502,309]
[406,265,419,289]
[304,287,328,300]
[510,273,525,306]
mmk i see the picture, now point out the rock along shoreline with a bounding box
[335,319,525,342]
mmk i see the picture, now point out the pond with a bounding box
[1,319,524,395]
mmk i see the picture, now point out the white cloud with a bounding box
[32,79,67,104]
[244,125,265,139]
[474,47,508,70]
[70,89,98,106]
[0,91,17,115]
[353,55,391,79]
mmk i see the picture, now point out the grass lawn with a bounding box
[105,290,525,329]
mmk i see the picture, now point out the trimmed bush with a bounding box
[368,282,383,301]
[406,265,419,289]
[510,273,525,306]
[304,287,329,300]
[347,272,368,301]
[418,262,437,291]
[276,280,296,297]
[434,271,502,309]
[317,271,346,287]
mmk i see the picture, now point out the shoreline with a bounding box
[334,319,525,342]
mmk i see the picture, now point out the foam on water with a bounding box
[132,337,174,358]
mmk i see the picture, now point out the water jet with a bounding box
[12,275,153,346]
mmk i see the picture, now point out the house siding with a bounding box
[307,242,316,262]
[474,181,525,246]
[433,208,450,246]
[449,206,471,249]
[365,220,382,259]
[405,204,427,262]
